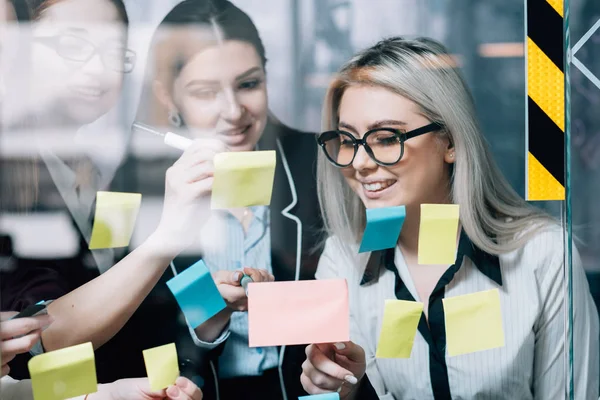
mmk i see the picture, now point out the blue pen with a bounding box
[240,274,253,296]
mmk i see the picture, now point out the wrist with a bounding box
[145,229,184,260]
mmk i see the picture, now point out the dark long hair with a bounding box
[136,0,268,128]
[160,0,266,67]
[24,0,128,24]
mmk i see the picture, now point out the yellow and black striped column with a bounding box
[526,0,565,201]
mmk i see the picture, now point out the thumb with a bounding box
[230,271,243,285]
[212,270,243,285]
[332,341,365,363]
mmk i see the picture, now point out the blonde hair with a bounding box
[318,36,555,255]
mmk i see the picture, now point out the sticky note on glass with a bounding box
[359,206,406,253]
[248,279,349,347]
[443,289,505,356]
[376,300,423,358]
[299,394,340,400]
[143,343,179,391]
[211,150,276,209]
[166,260,226,328]
[28,342,97,400]
[89,191,142,249]
[417,204,459,264]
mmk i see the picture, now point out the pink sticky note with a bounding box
[248,279,349,347]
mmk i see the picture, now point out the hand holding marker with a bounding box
[132,122,193,151]
[134,122,261,298]
[240,274,253,296]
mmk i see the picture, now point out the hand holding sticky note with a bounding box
[28,342,97,400]
[143,343,179,391]
[376,300,423,358]
[248,279,349,347]
[211,150,276,209]
[166,260,226,328]
[89,191,142,249]
[418,204,460,264]
[359,206,406,253]
[443,289,505,356]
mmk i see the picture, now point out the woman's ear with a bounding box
[152,80,176,111]
[444,148,456,164]
[443,134,455,164]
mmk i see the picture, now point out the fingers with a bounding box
[1,330,42,359]
[176,138,226,167]
[303,344,353,391]
[166,162,214,189]
[181,162,213,184]
[213,268,273,286]
[300,372,335,395]
[330,341,366,364]
[0,312,18,321]
[1,364,10,377]
[242,267,274,283]
[166,377,203,400]
[213,270,242,286]
[0,315,52,339]
[187,177,214,198]
[2,352,16,365]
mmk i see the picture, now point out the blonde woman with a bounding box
[300,37,599,399]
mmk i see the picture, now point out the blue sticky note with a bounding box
[166,260,226,328]
[359,206,406,253]
[299,393,340,400]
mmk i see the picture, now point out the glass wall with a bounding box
[571,0,600,397]
[1,0,596,399]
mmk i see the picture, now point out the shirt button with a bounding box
[256,347,263,354]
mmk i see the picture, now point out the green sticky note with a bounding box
[89,191,142,249]
[376,300,423,358]
[443,289,505,356]
[143,343,179,391]
[28,342,97,400]
[418,204,460,264]
[211,150,276,209]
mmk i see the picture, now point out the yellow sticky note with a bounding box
[89,191,142,249]
[28,342,97,400]
[418,204,460,264]
[443,289,505,356]
[211,150,276,209]
[143,343,179,391]
[376,300,423,358]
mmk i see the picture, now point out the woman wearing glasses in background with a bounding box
[300,37,599,399]
[0,0,220,387]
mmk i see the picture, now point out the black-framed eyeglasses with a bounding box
[317,122,443,167]
[34,34,136,73]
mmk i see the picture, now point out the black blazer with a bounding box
[1,121,324,398]
[194,121,324,399]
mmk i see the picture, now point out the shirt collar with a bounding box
[360,229,502,286]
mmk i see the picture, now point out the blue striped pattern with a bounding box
[201,206,279,379]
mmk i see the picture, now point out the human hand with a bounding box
[153,138,226,255]
[0,312,53,376]
[213,267,274,312]
[301,341,367,399]
[88,376,202,400]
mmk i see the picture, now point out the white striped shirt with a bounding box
[316,227,599,399]
[189,206,280,379]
